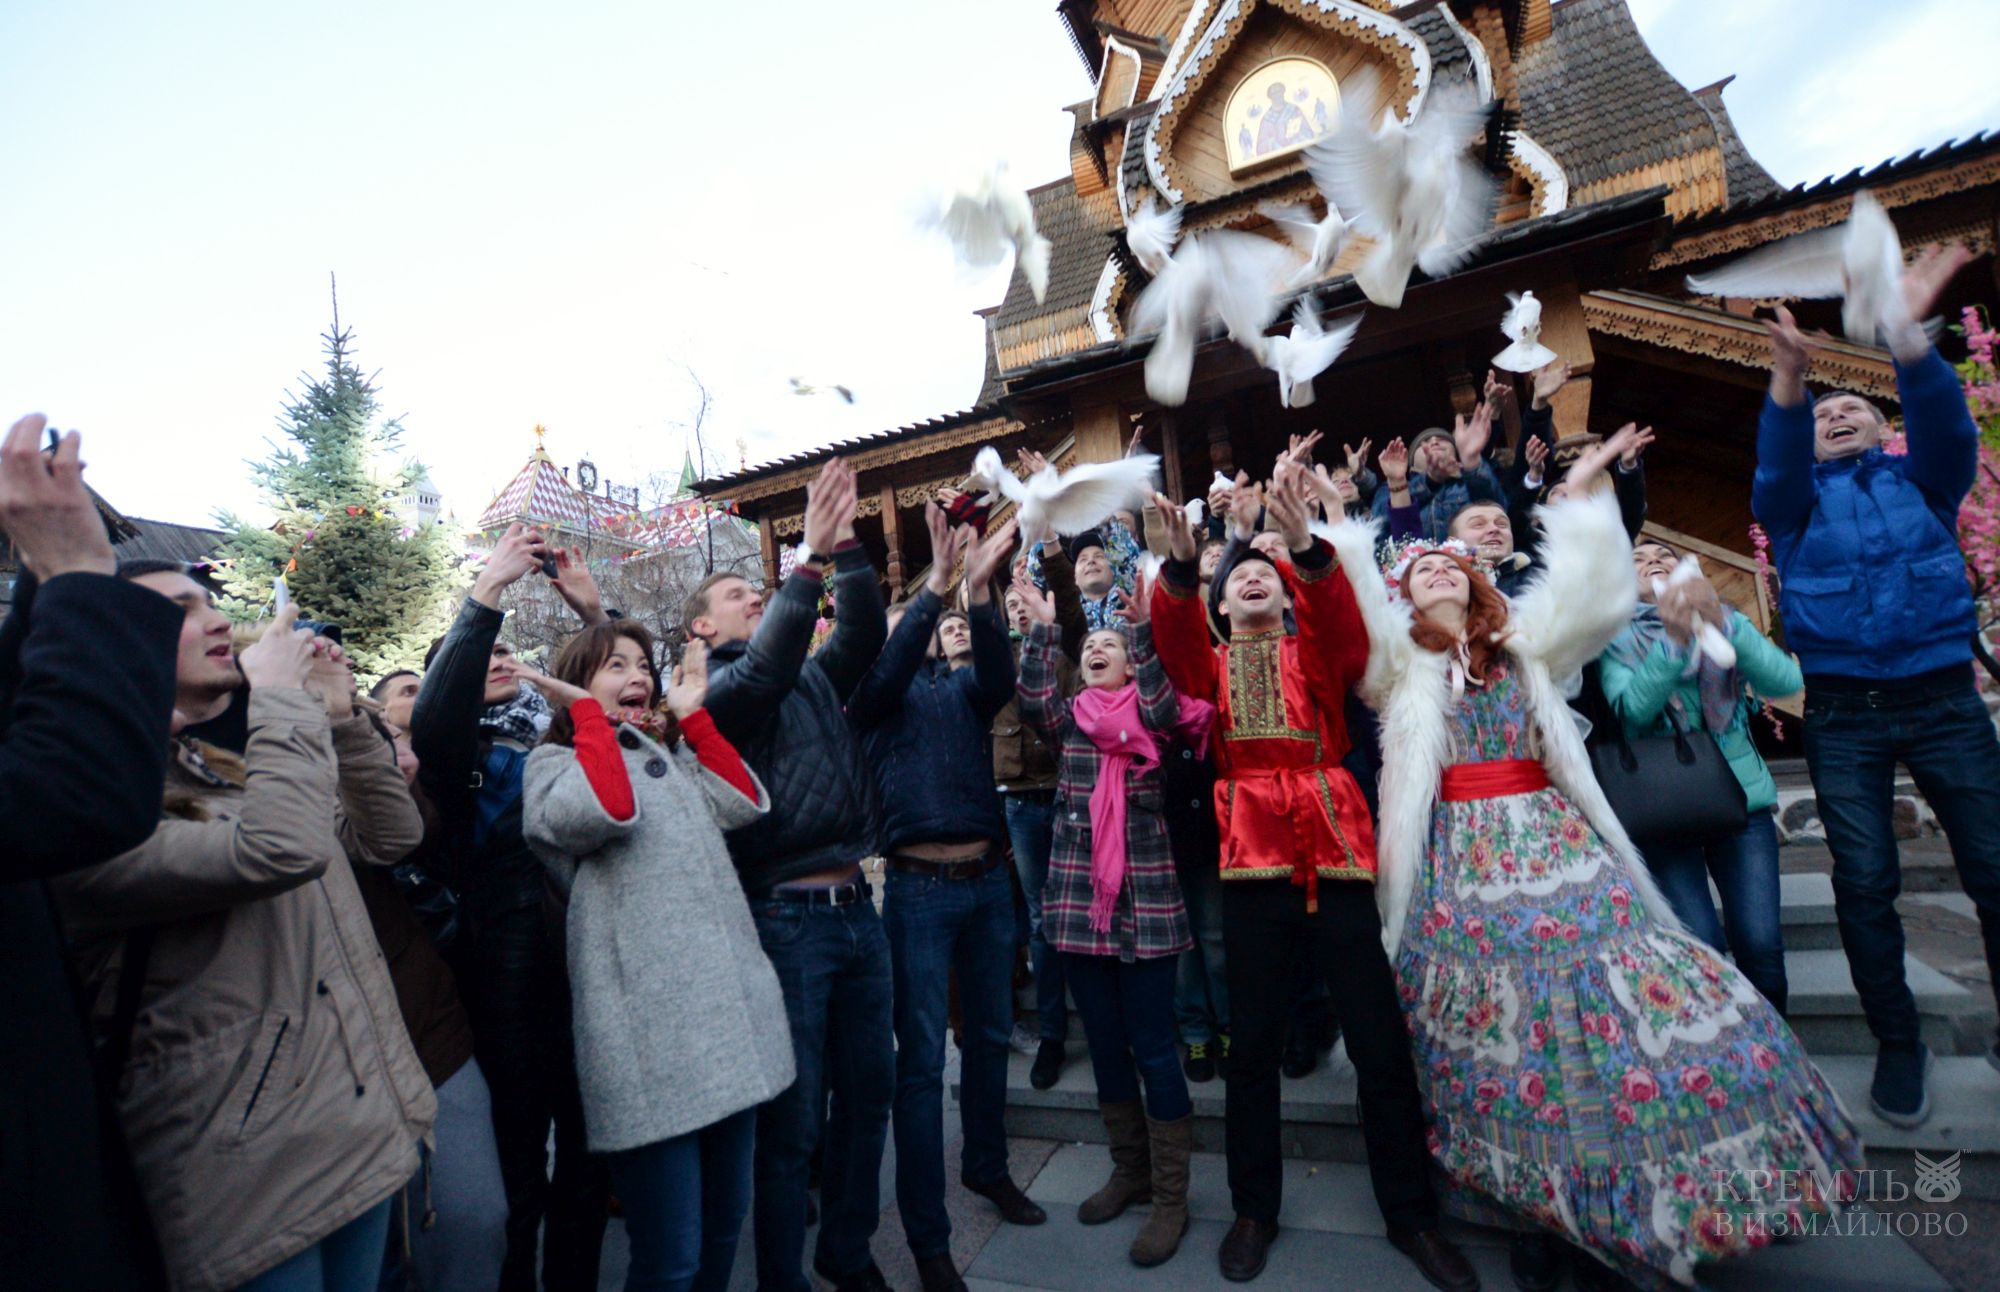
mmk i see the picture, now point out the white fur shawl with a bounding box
[1316,491,1683,955]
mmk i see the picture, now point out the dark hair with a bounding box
[1407,552,1512,684]
[1812,390,1887,425]
[369,669,418,700]
[544,620,666,748]
[683,570,752,641]
[1445,498,1508,534]
[117,557,222,595]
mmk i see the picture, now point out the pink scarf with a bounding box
[1071,684,1217,933]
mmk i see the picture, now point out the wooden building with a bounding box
[697,0,2000,625]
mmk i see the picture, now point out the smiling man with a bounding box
[1753,245,2000,1131]
[1151,464,1473,1292]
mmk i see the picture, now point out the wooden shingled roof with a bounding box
[1692,77,1781,206]
[1513,0,1727,212]
[989,178,1123,372]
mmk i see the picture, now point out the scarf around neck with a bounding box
[1070,681,1216,933]
[481,683,551,747]
[1607,602,1739,733]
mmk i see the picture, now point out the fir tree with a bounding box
[217,296,462,680]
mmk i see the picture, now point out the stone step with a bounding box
[997,1047,2000,1201]
[1018,944,1986,1057]
[1778,871,1841,949]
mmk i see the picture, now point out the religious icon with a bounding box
[1223,57,1340,175]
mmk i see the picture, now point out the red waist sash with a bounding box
[1439,758,1549,801]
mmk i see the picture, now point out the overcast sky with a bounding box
[4,0,1998,528]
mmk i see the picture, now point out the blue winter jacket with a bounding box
[1751,347,1979,679]
[1372,459,1504,540]
[849,589,1016,851]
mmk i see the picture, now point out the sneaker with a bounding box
[1030,1039,1066,1090]
[1869,1043,1933,1129]
[1008,1022,1040,1057]
[1183,1040,1216,1084]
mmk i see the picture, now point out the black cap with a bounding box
[1206,544,1285,637]
[1063,529,1107,562]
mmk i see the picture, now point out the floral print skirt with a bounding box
[1394,783,1865,1289]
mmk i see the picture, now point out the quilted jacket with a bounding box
[705,542,887,892]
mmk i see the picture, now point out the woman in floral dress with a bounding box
[1320,441,1864,1292]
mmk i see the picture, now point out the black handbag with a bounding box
[1588,704,1748,848]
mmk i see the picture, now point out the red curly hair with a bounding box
[1405,551,1513,683]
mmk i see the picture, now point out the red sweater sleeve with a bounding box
[570,697,636,822]
[679,707,757,802]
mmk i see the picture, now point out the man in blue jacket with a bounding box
[849,510,1038,1292]
[691,457,894,1292]
[1752,242,2000,1128]
[1371,406,1505,540]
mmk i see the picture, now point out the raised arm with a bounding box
[1015,619,1071,746]
[55,688,344,931]
[332,712,425,868]
[1726,609,1804,701]
[960,521,1022,723]
[847,585,946,729]
[1513,473,1639,682]
[413,521,547,796]
[1126,617,1179,735]
[1751,306,1820,536]
[1148,491,1219,701]
[1039,542,1092,662]
[1271,461,1368,714]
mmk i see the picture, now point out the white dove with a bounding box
[1260,200,1350,289]
[965,447,1159,548]
[1651,555,1737,670]
[1490,291,1559,373]
[789,377,856,404]
[1264,295,1364,409]
[1304,68,1495,309]
[1683,189,1911,346]
[934,164,1053,305]
[1129,230,1295,406]
[1125,194,1185,277]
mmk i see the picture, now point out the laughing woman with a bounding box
[1318,438,1863,1292]
[522,623,788,1292]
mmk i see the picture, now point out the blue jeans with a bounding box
[1173,850,1228,1045]
[1644,809,1789,1014]
[1805,677,2000,1048]
[605,1107,756,1292]
[1061,953,1192,1122]
[749,894,895,1292]
[240,1198,394,1292]
[382,1060,509,1292]
[883,859,1016,1259]
[1006,795,1067,1044]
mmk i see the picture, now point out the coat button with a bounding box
[618,730,642,750]
[1181,749,1193,760]
[316,981,329,996]
[355,1084,366,1097]
[644,758,667,778]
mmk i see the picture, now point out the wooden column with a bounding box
[758,516,780,591]
[1535,279,1597,440]
[1072,397,1125,463]
[880,484,904,597]
[1156,413,1185,505]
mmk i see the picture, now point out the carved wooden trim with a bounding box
[1145,0,1429,203]
[1583,289,1898,399]
[1655,152,2000,269]
[721,415,1025,505]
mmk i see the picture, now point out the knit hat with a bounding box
[1206,544,1286,636]
[1408,427,1454,459]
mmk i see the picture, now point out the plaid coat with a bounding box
[1017,620,1191,962]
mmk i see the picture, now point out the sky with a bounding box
[4,0,1999,529]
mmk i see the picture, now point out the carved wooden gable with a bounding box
[1142,0,1431,206]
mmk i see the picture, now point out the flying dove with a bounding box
[934,164,1052,304]
[1264,295,1364,408]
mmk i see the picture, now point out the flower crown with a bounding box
[1377,536,1495,598]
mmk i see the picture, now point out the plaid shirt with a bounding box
[1017,621,1191,962]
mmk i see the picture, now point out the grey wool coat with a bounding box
[523,721,793,1153]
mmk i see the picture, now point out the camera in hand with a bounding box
[297,620,344,644]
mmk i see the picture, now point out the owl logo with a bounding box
[1912,1150,1961,1203]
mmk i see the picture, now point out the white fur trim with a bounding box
[1322,498,1679,955]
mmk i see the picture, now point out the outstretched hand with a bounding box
[1765,305,1814,406]
[1531,359,1570,410]
[1903,242,1974,328]
[1015,578,1057,625]
[1114,580,1151,627]
[1343,437,1373,478]
[1227,471,1261,541]
[473,522,551,607]
[1564,423,1642,497]
[1378,437,1410,489]
[666,639,709,718]
[1266,460,1312,553]
[1453,402,1494,467]
[802,458,859,555]
[1152,491,1197,561]
[965,517,1018,601]
[550,547,609,626]
[0,414,117,580]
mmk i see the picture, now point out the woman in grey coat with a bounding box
[521,620,792,1292]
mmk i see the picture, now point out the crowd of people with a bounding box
[3,240,1998,1292]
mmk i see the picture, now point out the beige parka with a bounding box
[53,688,436,1292]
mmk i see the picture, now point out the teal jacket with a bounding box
[1598,609,1803,812]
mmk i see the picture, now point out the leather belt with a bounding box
[885,850,1004,881]
[764,879,872,907]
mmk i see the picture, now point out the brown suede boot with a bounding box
[1077,1101,1151,1224]
[1129,1115,1193,1267]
